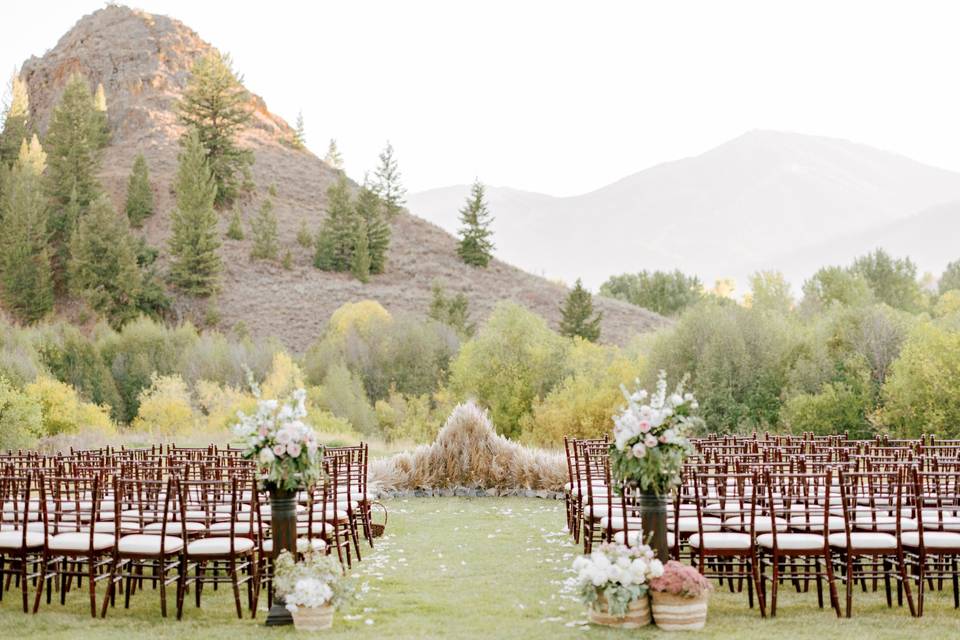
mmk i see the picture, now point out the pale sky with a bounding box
[4,1,960,196]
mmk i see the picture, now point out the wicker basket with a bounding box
[369,501,388,538]
[291,603,334,631]
[650,591,709,631]
[588,595,651,628]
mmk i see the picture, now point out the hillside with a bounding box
[409,130,960,290]
[15,5,666,347]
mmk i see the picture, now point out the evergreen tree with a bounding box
[428,282,475,337]
[132,237,171,319]
[281,249,293,270]
[351,217,371,283]
[69,195,142,328]
[92,82,110,148]
[226,210,244,240]
[44,74,103,281]
[0,73,30,168]
[314,174,354,271]
[124,154,154,227]
[44,74,103,211]
[18,135,46,176]
[0,159,53,323]
[456,180,494,267]
[372,141,406,219]
[250,198,279,260]
[355,178,390,274]
[291,111,306,149]
[559,279,602,342]
[323,138,344,170]
[167,129,221,296]
[177,52,253,207]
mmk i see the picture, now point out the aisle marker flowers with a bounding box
[231,387,324,490]
[569,543,664,616]
[610,371,702,494]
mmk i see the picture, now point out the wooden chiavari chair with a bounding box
[0,472,45,612]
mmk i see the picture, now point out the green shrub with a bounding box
[879,322,960,438]
[781,372,874,438]
[24,375,116,437]
[521,338,643,445]
[0,376,43,449]
[33,323,124,420]
[450,302,569,438]
[645,300,798,432]
[96,317,198,422]
[310,363,377,435]
[132,374,196,436]
[0,317,43,385]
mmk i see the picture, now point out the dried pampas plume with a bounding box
[370,401,566,494]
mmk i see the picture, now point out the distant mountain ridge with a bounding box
[409,130,960,290]
[13,5,667,347]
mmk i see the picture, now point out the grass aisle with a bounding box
[1,497,958,638]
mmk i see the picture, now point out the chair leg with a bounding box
[229,559,243,620]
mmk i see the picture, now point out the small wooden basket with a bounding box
[369,501,388,538]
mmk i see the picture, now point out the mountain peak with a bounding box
[20,4,291,148]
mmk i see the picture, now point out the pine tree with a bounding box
[124,154,154,227]
[428,282,475,337]
[291,111,306,149]
[373,141,406,219]
[226,210,244,240]
[0,159,53,323]
[92,82,110,148]
[281,249,293,270]
[559,279,602,342]
[177,52,253,207]
[323,138,344,170]
[250,198,279,260]
[18,135,46,176]
[351,217,371,283]
[167,129,221,296]
[314,174,354,271]
[69,195,142,328]
[44,74,103,211]
[44,74,103,282]
[457,180,495,267]
[0,73,30,168]
[355,178,390,274]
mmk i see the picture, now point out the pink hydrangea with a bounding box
[648,561,713,598]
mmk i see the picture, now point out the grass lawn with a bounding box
[2,497,958,639]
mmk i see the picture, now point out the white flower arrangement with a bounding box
[275,548,353,612]
[610,371,702,495]
[231,387,324,491]
[569,543,664,616]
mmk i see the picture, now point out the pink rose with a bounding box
[631,443,647,458]
[644,434,658,448]
[659,434,669,444]
[639,421,651,433]
[273,444,286,457]
[287,443,302,458]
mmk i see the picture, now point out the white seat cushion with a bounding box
[305,508,348,522]
[613,530,676,548]
[789,515,846,532]
[854,516,917,532]
[0,530,45,548]
[669,517,721,533]
[724,516,788,533]
[688,532,752,550]
[827,532,897,551]
[901,531,960,550]
[49,532,115,552]
[118,534,184,554]
[600,516,643,531]
[93,521,139,533]
[208,522,255,536]
[187,537,255,556]
[144,521,206,535]
[920,514,960,531]
[757,533,825,551]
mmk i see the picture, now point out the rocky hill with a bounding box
[16,5,666,348]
